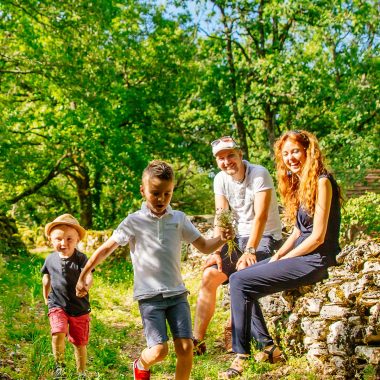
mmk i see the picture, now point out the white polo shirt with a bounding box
[111,203,201,301]
[214,160,282,240]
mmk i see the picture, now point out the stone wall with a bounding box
[187,218,379,379]
[262,241,380,379]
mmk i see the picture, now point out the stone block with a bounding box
[301,318,328,341]
[355,346,380,364]
[304,298,323,315]
[320,304,351,320]
[361,260,380,275]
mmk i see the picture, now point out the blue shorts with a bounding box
[138,293,192,348]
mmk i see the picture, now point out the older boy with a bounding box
[193,136,283,354]
[42,214,93,379]
[76,160,233,380]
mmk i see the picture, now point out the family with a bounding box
[41,130,342,379]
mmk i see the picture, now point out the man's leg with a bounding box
[193,267,228,342]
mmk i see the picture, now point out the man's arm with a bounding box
[236,189,271,269]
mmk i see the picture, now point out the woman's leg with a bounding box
[230,254,327,352]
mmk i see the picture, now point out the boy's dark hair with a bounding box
[142,160,174,181]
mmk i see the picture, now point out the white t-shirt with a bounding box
[111,203,201,301]
[214,160,282,240]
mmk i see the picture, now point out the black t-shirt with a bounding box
[295,174,341,266]
[41,249,91,316]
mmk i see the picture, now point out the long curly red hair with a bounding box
[274,130,329,223]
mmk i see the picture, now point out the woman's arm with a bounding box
[269,227,300,262]
[280,177,333,260]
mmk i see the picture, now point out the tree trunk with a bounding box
[218,4,249,159]
[264,104,276,158]
[66,165,93,229]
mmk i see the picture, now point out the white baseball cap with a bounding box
[211,136,240,156]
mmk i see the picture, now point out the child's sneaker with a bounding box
[133,359,150,380]
[54,363,66,379]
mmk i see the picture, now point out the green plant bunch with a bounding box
[340,192,380,243]
[215,209,241,258]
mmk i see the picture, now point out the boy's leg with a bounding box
[173,338,193,380]
[73,345,87,373]
[52,333,66,363]
[140,342,168,368]
[48,308,69,365]
[66,313,90,373]
[137,295,171,371]
[166,294,193,379]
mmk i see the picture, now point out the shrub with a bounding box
[340,192,380,243]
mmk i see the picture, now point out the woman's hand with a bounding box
[269,252,281,263]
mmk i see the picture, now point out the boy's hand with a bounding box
[76,279,89,298]
[219,226,235,241]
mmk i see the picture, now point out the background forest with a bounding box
[1,0,379,231]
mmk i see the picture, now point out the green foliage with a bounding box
[340,192,380,243]
[0,0,378,236]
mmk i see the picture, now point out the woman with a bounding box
[219,130,342,378]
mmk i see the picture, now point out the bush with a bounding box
[340,192,380,243]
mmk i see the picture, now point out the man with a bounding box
[193,136,283,355]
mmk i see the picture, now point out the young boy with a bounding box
[76,160,233,380]
[41,214,93,380]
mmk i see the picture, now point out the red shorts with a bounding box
[48,307,90,346]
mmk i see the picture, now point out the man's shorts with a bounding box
[48,307,90,346]
[213,235,283,282]
[138,292,192,348]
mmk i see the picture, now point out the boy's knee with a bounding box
[149,343,169,361]
[174,339,193,357]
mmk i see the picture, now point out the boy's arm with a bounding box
[76,238,120,297]
[42,274,51,305]
[192,227,233,254]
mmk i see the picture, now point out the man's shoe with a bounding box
[193,338,207,355]
[133,359,151,380]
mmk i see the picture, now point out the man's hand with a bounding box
[76,279,89,298]
[236,253,257,270]
[202,253,223,272]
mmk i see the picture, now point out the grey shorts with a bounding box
[138,293,192,348]
[212,235,283,283]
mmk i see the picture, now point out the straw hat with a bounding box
[45,214,86,240]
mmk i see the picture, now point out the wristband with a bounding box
[244,247,256,255]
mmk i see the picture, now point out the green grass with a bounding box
[0,250,376,379]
